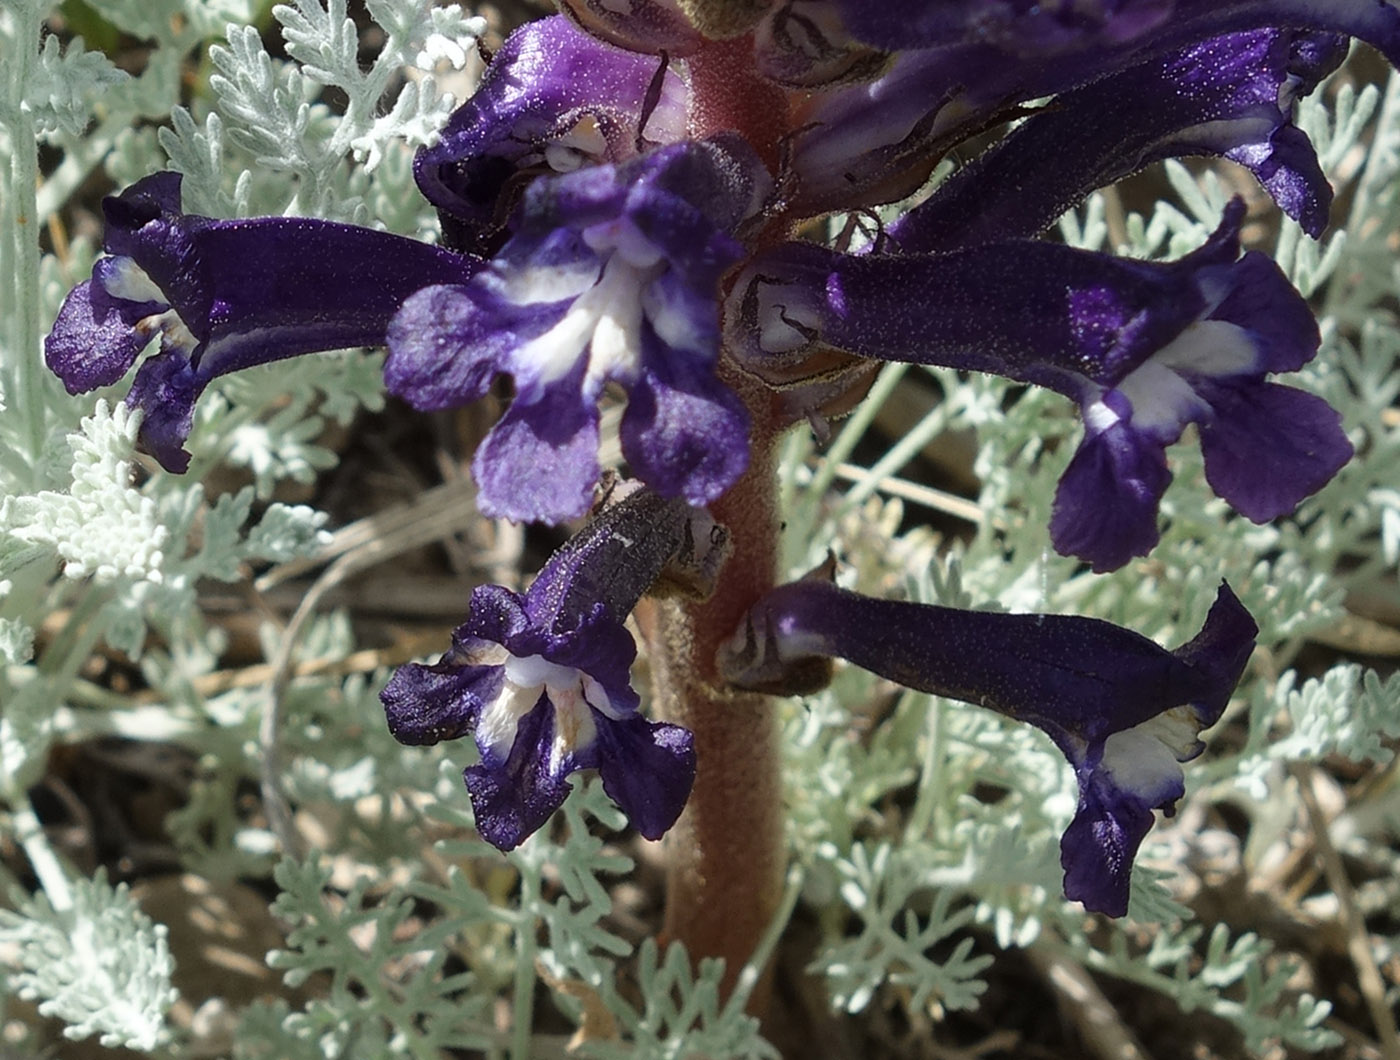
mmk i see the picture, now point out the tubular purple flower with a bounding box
[387,137,768,524]
[727,201,1352,570]
[381,487,726,850]
[718,576,1258,916]
[886,28,1347,252]
[414,15,688,255]
[44,173,479,472]
[790,1,1400,214]
[833,0,1398,61]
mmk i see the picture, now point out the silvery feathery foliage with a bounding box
[0,871,178,1051]
[4,1,1400,1057]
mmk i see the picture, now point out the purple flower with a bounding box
[719,576,1258,916]
[45,173,477,471]
[387,138,767,524]
[382,487,725,849]
[791,1,1400,214]
[834,0,1398,58]
[415,15,689,255]
[727,201,1352,571]
[886,27,1347,251]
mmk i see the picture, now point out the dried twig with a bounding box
[1293,763,1400,1060]
[1026,946,1155,1060]
[259,484,488,858]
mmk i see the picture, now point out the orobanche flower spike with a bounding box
[719,571,1258,916]
[382,484,729,850]
[36,0,1400,1021]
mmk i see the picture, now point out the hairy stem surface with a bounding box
[650,31,793,1008]
[653,368,785,1004]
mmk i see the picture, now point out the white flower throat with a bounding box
[509,220,669,391]
[476,650,615,771]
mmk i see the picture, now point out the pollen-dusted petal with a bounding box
[45,281,157,394]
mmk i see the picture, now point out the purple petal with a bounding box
[47,173,480,471]
[726,229,1215,395]
[721,580,1254,746]
[887,29,1344,251]
[524,486,728,630]
[381,659,503,746]
[413,15,688,253]
[1200,250,1320,374]
[1196,379,1352,521]
[1050,409,1173,572]
[124,352,201,473]
[1060,771,1159,917]
[431,141,760,522]
[473,375,601,523]
[189,219,478,381]
[380,501,718,850]
[525,605,642,715]
[464,699,577,850]
[620,345,751,507]
[45,280,155,394]
[595,716,696,840]
[793,2,1400,215]
[384,283,529,410]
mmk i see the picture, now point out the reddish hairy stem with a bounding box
[647,31,793,1009]
[653,370,785,1004]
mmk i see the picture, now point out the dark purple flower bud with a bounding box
[728,201,1351,571]
[388,137,768,524]
[382,487,725,850]
[45,173,478,472]
[414,15,688,255]
[718,576,1258,916]
[888,28,1347,252]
